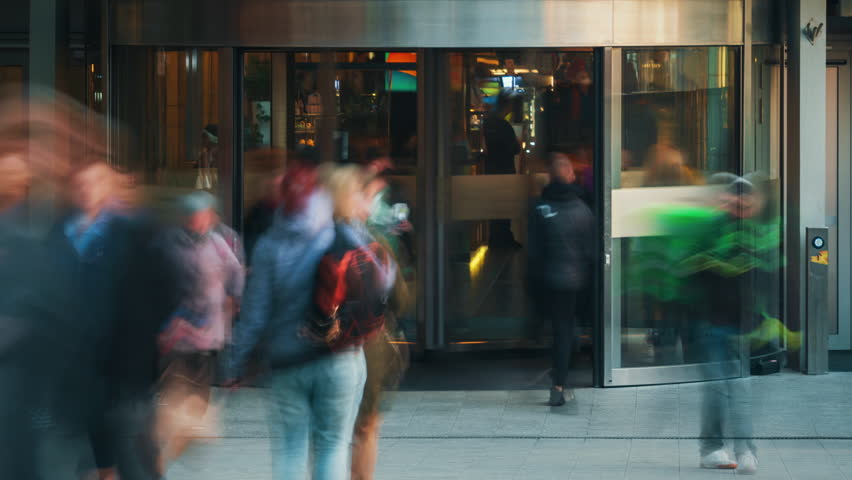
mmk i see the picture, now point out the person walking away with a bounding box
[527,152,595,406]
[483,88,522,248]
[229,163,393,480]
[154,191,244,475]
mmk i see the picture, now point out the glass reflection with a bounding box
[446,50,597,346]
[618,47,741,368]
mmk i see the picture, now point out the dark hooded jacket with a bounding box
[527,182,596,291]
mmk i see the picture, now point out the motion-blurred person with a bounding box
[0,152,44,478]
[306,164,396,479]
[228,162,338,479]
[692,173,774,475]
[243,172,284,261]
[242,148,292,261]
[154,191,244,475]
[527,152,595,406]
[352,160,412,480]
[45,161,139,480]
[483,89,522,249]
[0,91,130,479]
[229,164,393,480]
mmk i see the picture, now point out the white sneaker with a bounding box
[737,452,758,475]
[700,449,738,469]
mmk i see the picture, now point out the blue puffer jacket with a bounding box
[228,191,335,378]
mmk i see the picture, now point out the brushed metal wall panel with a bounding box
[613,0,743,46]
[113,0,614,47]
[113,0,751,48]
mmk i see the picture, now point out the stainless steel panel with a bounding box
[827,67,840,338]
[806,227,830,374]
[613,0,743,46]
[113,0,612,47]
[112,0,748,48]
[610,361,740,386]
[828,51,852,351]
[602,47,620,385]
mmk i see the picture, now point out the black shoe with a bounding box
[549,387,565,406]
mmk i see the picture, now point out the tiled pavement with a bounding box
[168,372,852,479]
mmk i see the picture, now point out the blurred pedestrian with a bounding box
[45,161,140,480]
[0,152,44,479]
[154,190,244,475]
[228,161,337,479]
[351,161,412,480]
[692,173,773,475]
[527,151,595,406]
[229,163,393,480]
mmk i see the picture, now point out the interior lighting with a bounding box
[469,245,488,278]
[476,57,500,66]
[451,341,489,345]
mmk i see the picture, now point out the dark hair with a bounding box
[496,88,516,110]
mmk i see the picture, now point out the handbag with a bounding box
[152,355,221,473]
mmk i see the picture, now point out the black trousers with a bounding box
[488,220,516,248]
[540,288,578,388]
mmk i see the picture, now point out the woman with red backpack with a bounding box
[228,162,394,480]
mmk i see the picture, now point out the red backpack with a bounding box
[304,223,396,351]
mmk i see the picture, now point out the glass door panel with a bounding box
[606,46,747,385]
[443,50,598,347]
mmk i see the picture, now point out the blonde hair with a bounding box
[323,164,366,220]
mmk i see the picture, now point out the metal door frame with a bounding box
[827,49,852,351]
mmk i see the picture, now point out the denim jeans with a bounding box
[268,348,367,480]
[698,326,756,457]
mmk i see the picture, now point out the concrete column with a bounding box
[786,0,827,371]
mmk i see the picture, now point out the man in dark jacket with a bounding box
[527,151,596,406]
[484,89,522,249]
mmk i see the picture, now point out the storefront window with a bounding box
[241,51,419,342]
[112,47,223,213]
[445,50,597,345]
